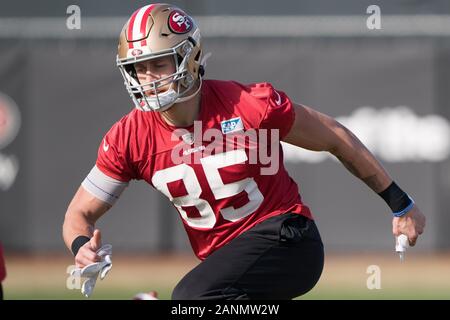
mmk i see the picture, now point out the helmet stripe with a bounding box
[140,4,156,47]
[131,6,150,44]
[127,4,155,49]
[127,8,140,48]
[128,5,155,49]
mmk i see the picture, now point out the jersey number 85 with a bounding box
[151,149,264,229]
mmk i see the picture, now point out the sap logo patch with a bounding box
[221,117,244,134]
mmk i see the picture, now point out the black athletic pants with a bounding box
[172,213,324,300]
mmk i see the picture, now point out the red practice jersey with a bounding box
[96,80,313,260]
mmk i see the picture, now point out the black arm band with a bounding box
[71,235,91,256]
[377,182,414,217]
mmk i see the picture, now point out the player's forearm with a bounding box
[62,209,95,252]
[62,186,111,253]
[330,125,392,193]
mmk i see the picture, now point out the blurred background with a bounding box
[1,0,449,299]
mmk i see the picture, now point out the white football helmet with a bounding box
[117,3,204,112]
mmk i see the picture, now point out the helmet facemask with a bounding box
[117,38,201,112]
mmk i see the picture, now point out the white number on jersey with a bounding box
[151,149,264,229]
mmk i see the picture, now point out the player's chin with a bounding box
[143,88,169,97]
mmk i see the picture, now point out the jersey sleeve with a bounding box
[96,120,137,182]
[258,84,296,140]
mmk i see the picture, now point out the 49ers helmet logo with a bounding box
[131,49,143,56]
[168,9,193,34]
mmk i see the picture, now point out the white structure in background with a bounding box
[282,106,450,163]
[0,92,21,191]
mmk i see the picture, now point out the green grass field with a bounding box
[3,252,450,300]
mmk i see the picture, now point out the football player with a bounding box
[62,3,425,299]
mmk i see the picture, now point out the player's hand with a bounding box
[70,234,113,298]
[75,229,102,268]
[392,204,426,247]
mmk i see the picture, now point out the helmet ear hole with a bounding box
[194,50,201,63]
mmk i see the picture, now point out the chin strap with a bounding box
[134,77,202,112]
[175,77,203,103]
